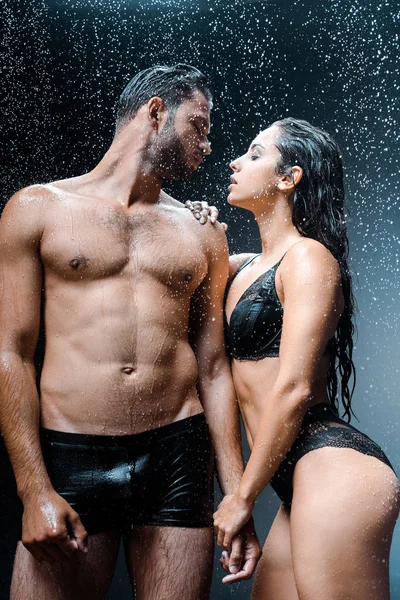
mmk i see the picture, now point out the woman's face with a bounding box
[228,125,282,210]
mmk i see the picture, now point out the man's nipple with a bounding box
[69,256,89,270]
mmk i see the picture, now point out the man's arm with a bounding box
[0,188,49,500]
[190,224,262,582]
[190,223,243,495]
[0,187,87,563]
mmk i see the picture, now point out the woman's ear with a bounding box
[291,165,303,186]
[277,165,303,192]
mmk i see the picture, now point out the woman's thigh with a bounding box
[290,447,399,600]
[251,504,299,600]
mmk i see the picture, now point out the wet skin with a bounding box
[3,183,226,598]
[1,90,261,596]
[33,187,209,435]
[222,125,341,455]
[0,91,216,440]
[225,253,333,449]
[209,125,400,597]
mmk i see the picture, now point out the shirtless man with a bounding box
[0,64,260,600]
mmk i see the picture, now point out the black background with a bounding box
[1,0,399,597]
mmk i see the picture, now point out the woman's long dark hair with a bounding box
[274,118,356,421]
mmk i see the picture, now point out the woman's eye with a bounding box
[250,155,259,160]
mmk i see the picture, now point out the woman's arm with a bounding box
[213,239,344,549]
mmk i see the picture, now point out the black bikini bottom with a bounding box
[270,403,395,507]
[40,413,214,534]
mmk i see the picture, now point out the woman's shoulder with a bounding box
[228,253,257,280]
[280,238,341,287]
[284,238,338,267]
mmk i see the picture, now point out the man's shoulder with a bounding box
[159,190,185,208]
[159,194,227,252]
[197,220,228,260]
[2,183,61,217]
[0,184,58,242]
[160,194,222,232]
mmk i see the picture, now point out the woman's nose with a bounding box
[230,158,239,171]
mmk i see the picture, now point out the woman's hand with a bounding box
[219,517,262,584]
[213,493,254,550]
[185,200,228,230]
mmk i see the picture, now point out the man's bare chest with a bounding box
[40,202,208,289]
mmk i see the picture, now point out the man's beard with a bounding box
[151,120,195,180]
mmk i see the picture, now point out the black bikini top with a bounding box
[224,254,284,361]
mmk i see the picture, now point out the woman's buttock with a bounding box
[270,403,397,508]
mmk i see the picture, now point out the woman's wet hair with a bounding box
[115,64,212,131]
[274,117,356,421]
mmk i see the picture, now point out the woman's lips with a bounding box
[228,179,237,191]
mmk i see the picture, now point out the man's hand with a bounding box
[219,518,262,584]
[185,200,227,230]
[213,493,254,550]
[21,489,88,564]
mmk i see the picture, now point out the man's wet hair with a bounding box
[115,64,212,131]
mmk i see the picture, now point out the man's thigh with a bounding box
[124,525,214,600]
[11,530,121,600]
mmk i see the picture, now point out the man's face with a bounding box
[153,90,211,180]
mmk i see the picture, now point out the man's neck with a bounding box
[83,125,163,207]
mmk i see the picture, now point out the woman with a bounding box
[193,118,399,598]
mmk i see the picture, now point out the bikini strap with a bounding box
[273,253,287,271]
[235,254,260,275]
[274,239,312,272]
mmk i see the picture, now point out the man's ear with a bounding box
[147,96,167,130]
[277,165,303,192]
